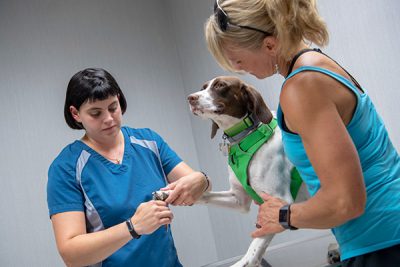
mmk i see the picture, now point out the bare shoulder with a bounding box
[280,70,339,135]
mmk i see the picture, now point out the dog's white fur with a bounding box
[188,76,308,267]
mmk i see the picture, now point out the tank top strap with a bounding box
[286,48,363,92]
[284,66,365,97]
[286,48,322,76]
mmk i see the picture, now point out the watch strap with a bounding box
[126,219,141,239]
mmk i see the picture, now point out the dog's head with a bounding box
[188,76,273,138]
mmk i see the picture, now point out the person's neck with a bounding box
[83,130,123,153]
[276,43,310,77]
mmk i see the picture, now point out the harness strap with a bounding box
[228,119,302,203]
[290,168,303,200]
[229,119,276,203]
[224,114,260,143]
[238,119,277,150]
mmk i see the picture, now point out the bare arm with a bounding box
[252,72,366,237]
[282,73,366,228]
[52,200,172,266]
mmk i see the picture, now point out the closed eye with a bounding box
[108,101,119,112]
[90,112,101,117]
[108,103,118,113]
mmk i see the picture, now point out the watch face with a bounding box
[279,205,290,229]
[279,205,298,230]
[279,208,288,223]
[279,205,289,223]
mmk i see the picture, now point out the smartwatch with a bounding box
[279,204,298,230]
[126,219,141,239]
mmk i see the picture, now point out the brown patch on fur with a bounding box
[208,76,273,138]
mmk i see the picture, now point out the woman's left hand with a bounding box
[161,171,207,206]
[252,192,288,238]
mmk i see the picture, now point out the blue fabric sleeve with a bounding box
[150,129,182,175]
[47,159,85,218]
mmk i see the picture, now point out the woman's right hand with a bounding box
[130,200,173,235]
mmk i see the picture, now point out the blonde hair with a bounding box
[205,0,329,72]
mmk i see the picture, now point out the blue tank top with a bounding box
[277,66,400,260]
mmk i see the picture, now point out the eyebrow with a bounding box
[87,100,118,111]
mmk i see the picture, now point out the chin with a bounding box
[252,73,268,79]
[105,125,120,135]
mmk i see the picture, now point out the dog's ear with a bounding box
[211,121,219,139]
[242,84,273,124]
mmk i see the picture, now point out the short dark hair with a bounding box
[64,68,127,129]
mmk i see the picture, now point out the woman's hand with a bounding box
[162,171,208,206]
[252,192,287,238]
[130,200,173,235]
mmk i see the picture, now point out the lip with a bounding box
[103,125,116,131]
[190,106,204,115]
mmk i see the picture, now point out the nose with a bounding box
[187,94,199,104]
[103,110,114,124]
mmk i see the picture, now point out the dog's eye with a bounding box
[214,81,225,89]
[214,81,228,90]
[201,84,208,91]
[216,85,229,96]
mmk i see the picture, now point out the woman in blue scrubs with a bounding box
[47,68,210,267]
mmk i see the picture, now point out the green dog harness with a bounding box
[226,117,302,204]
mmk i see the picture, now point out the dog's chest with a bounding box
[237,132,293,201]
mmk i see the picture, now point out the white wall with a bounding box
[0,0,399,266]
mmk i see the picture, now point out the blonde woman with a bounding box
[205,0,400,266]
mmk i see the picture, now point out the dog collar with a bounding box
[223,114,260,143]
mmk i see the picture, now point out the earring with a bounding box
[275,64,279,74]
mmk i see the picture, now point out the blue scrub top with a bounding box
[47,127,183,267]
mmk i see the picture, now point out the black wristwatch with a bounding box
[126,219,141,239]
[279,204,298,230]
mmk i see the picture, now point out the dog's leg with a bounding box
[231,235,274,267]
[197,189,252,213]
[197,175,252,213]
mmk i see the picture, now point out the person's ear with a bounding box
[69,106,81,123]
[262,36,278,55]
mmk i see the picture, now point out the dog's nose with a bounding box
[187,94,199,103]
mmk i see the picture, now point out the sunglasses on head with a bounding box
[214,0,271,35]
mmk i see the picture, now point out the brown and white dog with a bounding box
[188,76,308,267]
